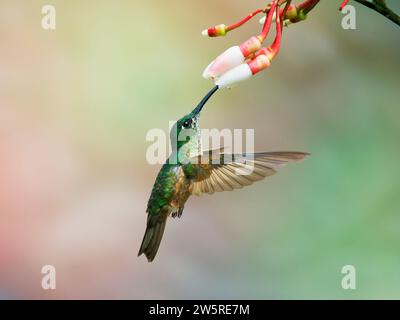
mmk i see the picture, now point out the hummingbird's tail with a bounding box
[138,214,167,262]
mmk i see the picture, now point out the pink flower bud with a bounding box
[247,54,271,75]
[202,35,263,80]
[202,46,245,79]
[215,64,252,88]
[202,24,227,37]
[239,36,263,58]
[215,54,271,88]
[254,47,275,61]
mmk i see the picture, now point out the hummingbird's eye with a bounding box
[182,119,192,128]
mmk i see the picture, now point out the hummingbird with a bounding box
[138,86,309,262]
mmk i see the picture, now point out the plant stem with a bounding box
[353,0,400,27]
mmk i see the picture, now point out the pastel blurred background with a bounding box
[0,0,399,299]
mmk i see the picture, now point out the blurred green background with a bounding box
[0,0,399,299]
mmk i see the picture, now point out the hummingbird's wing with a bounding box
[189,151,309,196]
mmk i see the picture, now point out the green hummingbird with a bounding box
[138,86,309,262]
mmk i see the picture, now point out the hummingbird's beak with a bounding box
[192,85,219,116]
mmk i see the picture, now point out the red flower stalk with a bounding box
[258,0,278,42]
[249,2,282,75]
[202,8,264,37]
[226,8,265,32]
[339,0,349,11]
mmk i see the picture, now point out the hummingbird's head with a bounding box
[170,86,218,153]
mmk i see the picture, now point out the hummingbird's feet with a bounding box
[171,207,184,218]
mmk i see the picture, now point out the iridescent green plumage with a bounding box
[146,164,178,216]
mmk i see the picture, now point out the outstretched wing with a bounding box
[189,151,309,196]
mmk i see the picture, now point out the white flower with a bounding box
[215,64,252,88]
[202,46,245,79]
